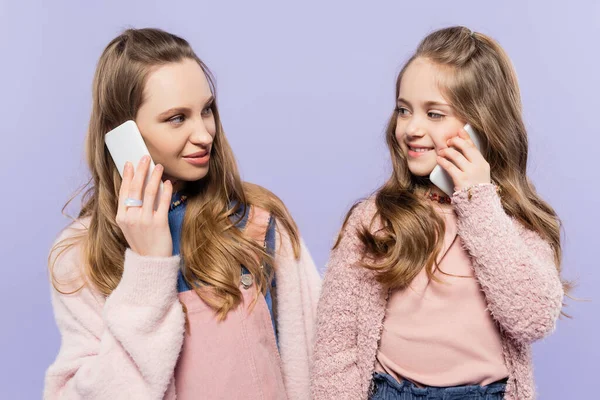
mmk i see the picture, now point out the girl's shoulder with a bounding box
[344,195,380,232]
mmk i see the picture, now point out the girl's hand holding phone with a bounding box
[436,127,491,192]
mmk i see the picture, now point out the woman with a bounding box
[45,28,320,400]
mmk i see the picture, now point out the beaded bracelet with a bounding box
[460,181,501,200]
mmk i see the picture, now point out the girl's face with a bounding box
[395,57,465,177]
[135,58,216,186]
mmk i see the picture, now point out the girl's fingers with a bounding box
[436,155,461,184]
[438,147,469,172]
[458,127,474,145]
[447,135,479,163]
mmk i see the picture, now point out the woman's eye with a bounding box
[201,106,213,117]
[168,115,185,125]
[428,112,444,119]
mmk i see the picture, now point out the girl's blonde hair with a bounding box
[337,26,569,296]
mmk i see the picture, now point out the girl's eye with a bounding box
[428,112,444,119]
[397,107,410,116]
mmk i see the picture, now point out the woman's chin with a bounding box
[168,169,209,183]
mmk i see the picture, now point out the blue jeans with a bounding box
[369,373,506,400]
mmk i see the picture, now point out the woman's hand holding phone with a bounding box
[115,155,174,258]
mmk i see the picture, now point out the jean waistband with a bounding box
[371,372,507,397]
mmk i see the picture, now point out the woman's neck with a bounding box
[162,174,184,193]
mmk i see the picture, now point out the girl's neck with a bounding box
[411,176,448,198]
[427,184,449,198]
[412,179,453,208]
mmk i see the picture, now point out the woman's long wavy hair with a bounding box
[50,28,300,319]
[336,26,570,297]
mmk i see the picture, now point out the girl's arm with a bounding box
[453,184,564,344]
[311,203,369,400]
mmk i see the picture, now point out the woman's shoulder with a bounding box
[55,216,91,240]
[51,216,91,252]
[244,205,272,244]
[241,181,281,203]
[49,216,91,292]
[241,181,294,235]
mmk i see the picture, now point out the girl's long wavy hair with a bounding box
[50,28,300,319]
[336,26,570,297]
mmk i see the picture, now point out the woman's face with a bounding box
[135,58,217,187]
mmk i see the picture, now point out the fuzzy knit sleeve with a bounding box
[452,184,564,344]
[311,201,371,400]
[273,219,322,400]
[44,221,185,400]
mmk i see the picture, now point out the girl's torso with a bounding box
[375,205,508,388]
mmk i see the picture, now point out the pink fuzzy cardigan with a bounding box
[44,217,321,400]
[311,184,564,400]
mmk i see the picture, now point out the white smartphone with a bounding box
[429,123,483,196]
[104,120,164,210]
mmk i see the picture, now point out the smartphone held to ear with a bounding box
[429,123,483,196]
[103,120,479,207]
[104,120,163,210]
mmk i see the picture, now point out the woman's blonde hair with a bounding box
[50,28,300,319]
[337,26,569,296]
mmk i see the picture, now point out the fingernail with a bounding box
[143,155,150,162]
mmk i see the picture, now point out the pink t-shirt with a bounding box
[375,204,509,387]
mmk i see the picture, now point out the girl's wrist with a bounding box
[454,181,501,201]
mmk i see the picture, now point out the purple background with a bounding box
[1,1,597,398]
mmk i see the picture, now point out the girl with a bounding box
[45,28,320,400]
[311,26,566,400]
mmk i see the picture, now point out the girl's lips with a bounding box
[407,145,434,158]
